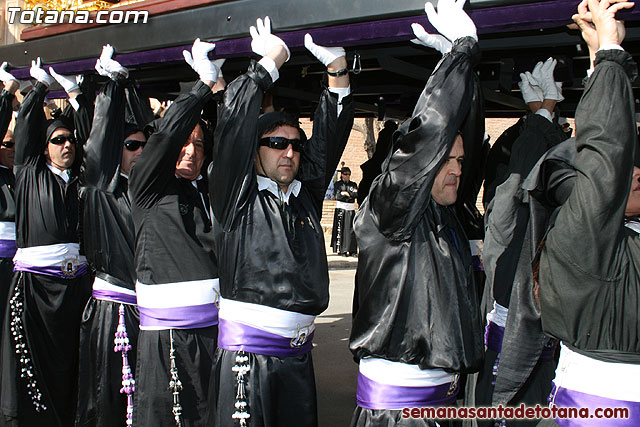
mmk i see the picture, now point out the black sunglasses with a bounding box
[1,141,14,149]
[258,136,304,153]
[49,135,77,145]
[124,139,145,151]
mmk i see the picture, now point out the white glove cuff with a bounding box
[258,57,279,83]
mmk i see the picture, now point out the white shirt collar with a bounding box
[625,218,640,235]
[257,175,301,204]
[47,164,70,183]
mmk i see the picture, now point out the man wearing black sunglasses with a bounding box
[210,16,353,427]
[75,45,151,427]
[0,58,91,427]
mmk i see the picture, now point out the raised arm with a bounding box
[130,40,217,208]
[14,58,53,172]
[50,68,94,147]
[367,0,479,240]
[0,63,18,142]
[548,0,636,277]
[298,34,355,212]
[80,47,131,190]
[212,17,289,231]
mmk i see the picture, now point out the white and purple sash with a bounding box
[92,276,137,305]
[470,239,484,272]
[356,358,459,410]
[217,297,315,357]
[0,221,16,259]
[549,344,640,425]
[136,278,219,330]
[13,243,88,278]
[336,201,356,211]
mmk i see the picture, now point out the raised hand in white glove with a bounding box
[96,44,128,79]
[182,38,219,82]
[532,57,563,102]
[304,34,345,67]
[518,72,543,104]
[49,67,80,94]
[424,0,477,43]
[0,62,17,84]
[250,16,290,61]
[410,23,452,54]
[30,57,54,87]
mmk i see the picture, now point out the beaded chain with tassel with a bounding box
[232,352,251,426]
[113,303,135,426]
[9,273,46,412]
[168,329,183,426]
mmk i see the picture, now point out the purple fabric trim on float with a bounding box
[138,303,218,329]
[217,317,314,357]
[0,239,16,259]
[92,288,137,305]
[13,260,88,279]
[551,383,640,426]
[356,372,457,410]
[472,255,484,272]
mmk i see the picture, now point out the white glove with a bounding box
[182,38,219,82]
[518,72,543,104]
[249,16,290,61]
[424,0,477,43]
[532,57,563,102]
[30,57,54,87]
[95,44,128,79]
[0,62,17,84]
[410,23,452,54]
[49,67,80,94]
[304,34,345,67]
[213,59,225,78]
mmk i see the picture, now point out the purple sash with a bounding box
[356,372,458,410]
[92,288,137,305]
[472,255,484,272]
[551,384,640,426]
[217,317,314,357]
[0,239,16,259]
[14,260,88,279]
[485,321,504,353]
[139,303,218,329]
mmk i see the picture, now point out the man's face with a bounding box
[341,171,351,182]
[0,130,15,169]
[431,134,464,206]
[121,131,146,176]
[254,125,301,191]
[175,125,205,181]
[44,128,75,170]
[625,166,640,217]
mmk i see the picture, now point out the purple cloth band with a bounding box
[0,239,16,259]
[551,384,640,426]
[92,288,137,306]
[356,372,458,410]
[485,321,504,354]
[217,317,314,357]
[139,303,218,329]
[13,260,88,279]
[472,255,484,272]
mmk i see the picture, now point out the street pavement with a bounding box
[314,267,358,427]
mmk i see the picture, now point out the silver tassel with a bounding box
[168,329,183,427]
[231,352,251,426]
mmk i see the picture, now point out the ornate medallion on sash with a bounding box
[356,358,459,410]
[136,278,220,330]
[13,243,88,278]
[217,297,316,357]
